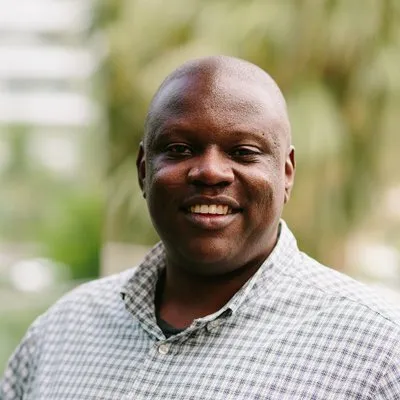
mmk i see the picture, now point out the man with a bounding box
[2,56,400,399]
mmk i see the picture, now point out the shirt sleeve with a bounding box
[374,344,400,400]
[0,321,39,400]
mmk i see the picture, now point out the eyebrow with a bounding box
[156,121,277,138]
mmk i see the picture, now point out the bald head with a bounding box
[144,55,291,148]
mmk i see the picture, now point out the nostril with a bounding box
[187,159,234,185]
[191,180,231,188]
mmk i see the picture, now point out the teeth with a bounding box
[189,204,232,215]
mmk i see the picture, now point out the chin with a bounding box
[177,239,236,274]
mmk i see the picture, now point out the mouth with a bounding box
[188,204,233,215]
[182,195,241,215]
[180,197,241,230]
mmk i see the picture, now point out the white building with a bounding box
[0,0,97,174]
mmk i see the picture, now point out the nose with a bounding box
[187,147,234,187]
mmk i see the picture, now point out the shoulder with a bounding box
[40,268,137,326]
[273,251,400,395]
[56,268,136,305]
[0,269,138,398]
[290,252,400,329]
[21,268,138,363]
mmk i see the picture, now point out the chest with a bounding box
[30,316,376,399]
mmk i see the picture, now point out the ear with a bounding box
[136,141,146,198]
[284,146,295,204]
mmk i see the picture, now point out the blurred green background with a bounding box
[1,0,400,371]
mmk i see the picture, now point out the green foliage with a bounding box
[0,126,64,241]
[39,190,103,279]
[0,124,103,279]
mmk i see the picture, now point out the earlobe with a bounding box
[136,142,146,197]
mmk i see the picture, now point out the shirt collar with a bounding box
[120,220,299,337]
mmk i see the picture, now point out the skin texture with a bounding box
[137,56,295,327]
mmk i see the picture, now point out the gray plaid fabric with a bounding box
[2,221,400,399]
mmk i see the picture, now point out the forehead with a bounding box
[146,73,289,145]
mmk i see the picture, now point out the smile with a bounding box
[189,205,233,215]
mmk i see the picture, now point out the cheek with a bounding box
[146,163,185,215]
[243,167,285,216]
[147,162,184,193]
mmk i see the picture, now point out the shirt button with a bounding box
[158,344,170,355]
[207,319,220,332]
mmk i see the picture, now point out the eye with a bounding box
[165,143,192,156]
[230,146,262,159]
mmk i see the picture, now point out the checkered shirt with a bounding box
[2,221,400,399]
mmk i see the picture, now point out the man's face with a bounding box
[137,73,295,276]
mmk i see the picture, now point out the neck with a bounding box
[157,257,265,329]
